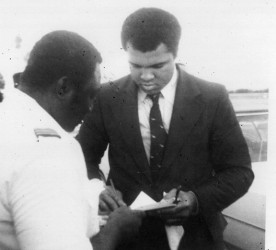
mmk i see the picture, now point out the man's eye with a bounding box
[131,64,142,69]
[152,64,164,69]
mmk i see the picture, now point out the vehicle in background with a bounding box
[237,110,268,162]
[223,93,267,250]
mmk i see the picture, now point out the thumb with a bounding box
[163,189,177,200]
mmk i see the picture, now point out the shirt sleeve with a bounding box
[8,138,94,250]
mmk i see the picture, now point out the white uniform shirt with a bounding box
[138,66,178,161]
[0,89,103,250]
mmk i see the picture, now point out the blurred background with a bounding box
[0,0,275,92]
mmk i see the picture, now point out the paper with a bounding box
[130,191,156,209]
[130,191,176,211]
[130,191,184,250]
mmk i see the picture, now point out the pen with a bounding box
[110,179,117,197]
[174,185,182,204]
[99,170,117,198]
[110,179,127,207]
[99,169,107,185]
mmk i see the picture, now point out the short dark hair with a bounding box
[121,8,181,57]
[21,30,102,92]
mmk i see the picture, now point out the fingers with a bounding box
[172,199,187,213]
[153,191,193,222]
[99,188,126,212]
[112,190,127,207]
[99,193,118,211]
[99,199,111,213]
[163,188,177,200]
[173,191,197,213]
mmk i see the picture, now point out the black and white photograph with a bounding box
[1,0,275,249]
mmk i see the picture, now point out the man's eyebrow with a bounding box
[129,62,142,67]
[151,61,168,67]
[129,60,169,68]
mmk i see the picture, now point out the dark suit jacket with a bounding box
[78,66,254,250]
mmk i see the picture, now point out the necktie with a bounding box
[148,93,167,182]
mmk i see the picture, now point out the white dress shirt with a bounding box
[0,89,103,250]
[138,66,178,161]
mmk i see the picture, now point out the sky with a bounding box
[1,0,275,91]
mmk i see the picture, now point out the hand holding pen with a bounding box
[99,177,126,213]
[174,185,182,204]
[161,186,198,225]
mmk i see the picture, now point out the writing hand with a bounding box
[99,186,126,213]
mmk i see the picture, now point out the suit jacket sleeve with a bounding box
[77,93,109,180]
[192,86,254,216]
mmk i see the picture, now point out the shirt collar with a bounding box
[138,65,178,103]
[11,88,67,136]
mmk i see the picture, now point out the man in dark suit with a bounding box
[77,8,254,250]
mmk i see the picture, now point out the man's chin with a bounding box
[141,86,159,95]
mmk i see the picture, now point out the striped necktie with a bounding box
[148,93,167,182]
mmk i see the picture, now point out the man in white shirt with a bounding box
[0,30,143,250]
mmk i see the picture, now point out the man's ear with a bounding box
[55,76,74,99]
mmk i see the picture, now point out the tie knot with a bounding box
[148,93,160,104]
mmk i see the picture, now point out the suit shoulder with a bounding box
[95,75,133,106]
[190,73,226,92]
[98,75,131,93]
[183,71,228,100]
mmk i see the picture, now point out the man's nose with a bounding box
[140,68,154,81]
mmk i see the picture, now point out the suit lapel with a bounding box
[113,78,152,182]
[111,69,205,183]
[161,69,205,173]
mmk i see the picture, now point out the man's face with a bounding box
[126,42,175,95]
[67,63,101,131]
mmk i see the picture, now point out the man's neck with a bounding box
[18,85,53,119]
